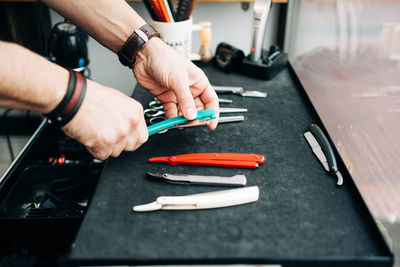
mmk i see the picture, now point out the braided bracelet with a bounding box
[43,69,87,127]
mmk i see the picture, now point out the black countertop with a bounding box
[67,63,392,266]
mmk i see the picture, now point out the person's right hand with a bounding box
[61,79,148,160]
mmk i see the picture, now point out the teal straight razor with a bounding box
[147,109,217,136]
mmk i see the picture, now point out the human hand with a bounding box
[61,79,148,160]
[133,38,219,130]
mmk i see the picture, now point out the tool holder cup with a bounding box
[151,17,204,60]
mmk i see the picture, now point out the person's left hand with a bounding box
[133,37,219,130]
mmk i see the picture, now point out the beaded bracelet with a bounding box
[43,69,87,127]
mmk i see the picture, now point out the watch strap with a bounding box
[117,24,160,68]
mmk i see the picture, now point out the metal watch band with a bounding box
[117,24,160,68]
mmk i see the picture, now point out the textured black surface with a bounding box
[68,64,390,265]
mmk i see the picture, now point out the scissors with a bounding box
[148,98,233,107]
[145,107,246,118]
[144,97,235,118]
[148,109,216,136]
[144,98,165,118]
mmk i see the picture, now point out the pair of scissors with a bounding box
[147,109,217,136]
[144,97,236,118]
[144,98,165,118]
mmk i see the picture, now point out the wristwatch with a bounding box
[117,24,160,68]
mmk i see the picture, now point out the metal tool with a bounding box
[146,172,247,186]
[145,107,246,118]
[304,124,343,186]
[218,115,244,123]
[220,107,247,113]
[148,110,216,136]
[149,152,265,169]
[133,186,259,212]
[144,108,165,118]
[219,98,233,103]
[213,86,267,98]
[148,114,244,135]
[147,97,232,110]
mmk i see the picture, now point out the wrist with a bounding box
[117,24,160,68]
[137,37,162,59]
[43,69,87,127]
[39,68,69,114]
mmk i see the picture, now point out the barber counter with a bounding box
[0,63,394,267]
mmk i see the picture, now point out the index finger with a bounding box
[200,83,219,130]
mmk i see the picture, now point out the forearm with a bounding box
[43,0,146,53]
[0,41,68,113]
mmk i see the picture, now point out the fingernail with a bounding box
[185,108,197,119]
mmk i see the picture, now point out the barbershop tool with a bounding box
[147,97,233,106]
[218,115,244,123]
[146,172,247,186]
[145,107,246,118]
[221,107,247,113]
[176,0,195,21]
[163,0,175,22]
[148,109,216,136]
[213,86,267,98]
[304,124,343,186]
[133,186,259,212]
[149,152,265,168]
[145,98,232,116]
[148,115,244,135]
[249,0,272,62]
[219,98,233,104]
[198,21,213,63]
[239,0,287,80]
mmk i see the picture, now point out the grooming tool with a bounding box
[218,98,233,104]
[249,0,272,62]
[144,98,234,118]
[162,0,175,22]
[166,0,177,21]
[148,99,164,109]
[220,107,247,113]
[145,107,245,118]
[146,172,247,186]
[157,0,171,22]
[148,153,265,168]
[218,115,244,123]
[147,109,216,136]
[176,0,194,21]
[148,115,244,135]
[198,21,213,63]
[304,124,343,186]
[142,0,158,21]
[144,108,165,118]
[133,186,259,212]
[147,97,233,108]
[150,0,166,22]
[213,86,267,98]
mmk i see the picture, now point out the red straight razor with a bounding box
[148,153,265,169]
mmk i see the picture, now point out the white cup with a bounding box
[150,17,202,59]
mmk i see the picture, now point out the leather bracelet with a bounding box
[43,69,87,127]
[117,24,160,68]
